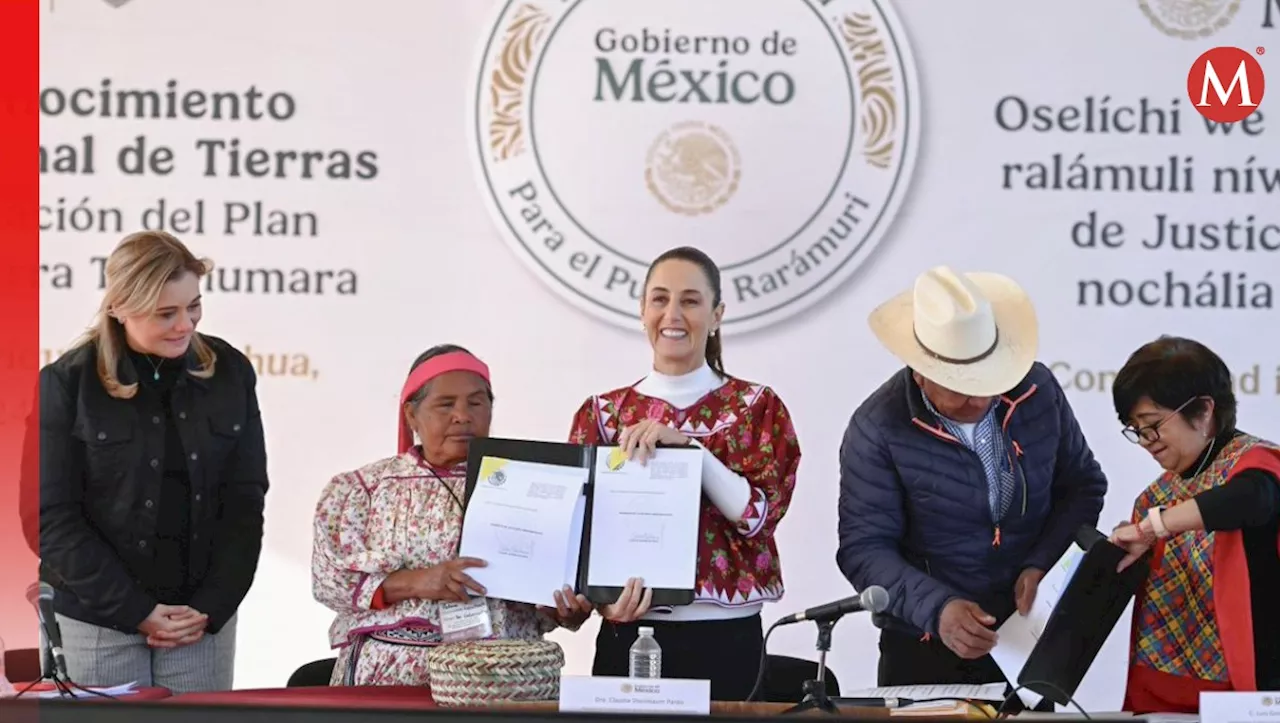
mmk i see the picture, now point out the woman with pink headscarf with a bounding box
[311,345,593,687]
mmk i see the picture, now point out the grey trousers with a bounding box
[55,613,237,695]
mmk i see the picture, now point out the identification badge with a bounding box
[439,597,494,643]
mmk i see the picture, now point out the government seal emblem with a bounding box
[469,0,920,332]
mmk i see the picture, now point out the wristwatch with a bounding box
[1145,506,1170,539]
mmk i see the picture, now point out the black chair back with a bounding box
[762,654,840,703]
[287,657,337,687]
[3,648,42,683]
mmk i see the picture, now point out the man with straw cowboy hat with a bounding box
[836,266,1109,691]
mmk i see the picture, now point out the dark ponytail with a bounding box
[644,246,726,378]
[704,328,725,378]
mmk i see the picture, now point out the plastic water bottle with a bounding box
[628,626,661,679]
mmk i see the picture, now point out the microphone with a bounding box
[26,582,69,681]
[774,585,890,625]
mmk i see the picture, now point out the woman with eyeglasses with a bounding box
[1107,336,1279,714]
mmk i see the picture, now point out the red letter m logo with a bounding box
[1187,46,1267,123]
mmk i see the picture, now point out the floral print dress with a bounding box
[312,448,557,687]
[568,376,801,609]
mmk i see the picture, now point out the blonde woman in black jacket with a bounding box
[37,230,269,694]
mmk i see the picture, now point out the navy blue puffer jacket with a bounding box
[836,363,1107,638]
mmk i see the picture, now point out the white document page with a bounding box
[990,545,1088,709]
[586,446,702,589]
[457,457,587,607]
[843,682,1009,705]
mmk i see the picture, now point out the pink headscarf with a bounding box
[398,351,491,455]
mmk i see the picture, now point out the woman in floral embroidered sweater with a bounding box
[1108,337,1280,713]
[567,247,803,701]
[312,345,592,687]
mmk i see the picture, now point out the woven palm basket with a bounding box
[427,639,564,707]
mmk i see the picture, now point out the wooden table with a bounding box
[6,682,173,702]
[486,700,989,718]
[161,690,953,717]
[165,686,435,709]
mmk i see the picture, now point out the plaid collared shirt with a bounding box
[920,391,1015,521]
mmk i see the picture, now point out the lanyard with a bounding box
[422,466,466,556]
[422,465,465,512]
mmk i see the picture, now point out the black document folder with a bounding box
[462,436,697,608]
[1015,524,1152,706]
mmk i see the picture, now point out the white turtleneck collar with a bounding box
[634,362,725,410]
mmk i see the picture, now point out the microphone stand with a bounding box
[22,604,74,700]
[781,618,840,715]
[19,581,113,701]
[11,635,74,699]
[27,623,115,701]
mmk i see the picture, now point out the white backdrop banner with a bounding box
[38,0,1278,711]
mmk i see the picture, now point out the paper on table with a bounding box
[586,446,701,589]
[842,682,1009,706]
[458,457,587,607]
[989,545,1087,709]
[34,681,140,699]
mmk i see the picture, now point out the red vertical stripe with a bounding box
[0,0,41,652]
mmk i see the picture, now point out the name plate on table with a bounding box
[558,675,711,715]
[1201,692,1280,723]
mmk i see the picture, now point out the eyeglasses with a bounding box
[1121,398,1196,444]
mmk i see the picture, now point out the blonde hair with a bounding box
[74,230,217,399]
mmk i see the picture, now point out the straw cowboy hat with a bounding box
[868,266,1039,397]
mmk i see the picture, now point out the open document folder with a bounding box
[457,437,703,608]
[990,525,1151,708]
